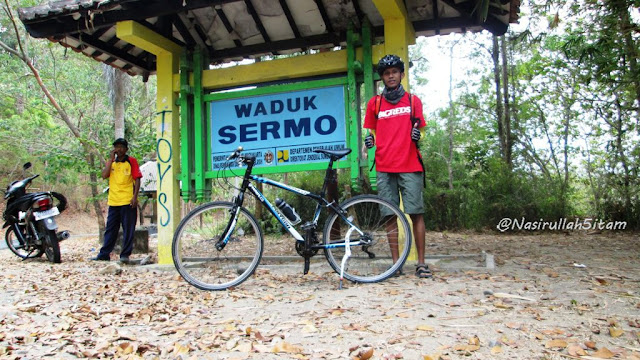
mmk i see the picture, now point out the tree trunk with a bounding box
[89,153,106,243]
[607,0,640,121]
[447,42,456,190]
[561,96,571,215]
[500,36,512,167]
[614,98,632,213]
[104,65,128,139]
[113,70,127,139]
[492,35,506,165]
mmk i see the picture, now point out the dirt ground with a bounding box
[1,212,639,359]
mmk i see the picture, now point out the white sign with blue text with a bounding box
[211,85,346,169]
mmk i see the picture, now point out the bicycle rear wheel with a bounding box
[172,201,263,290]
[323,195,412,283]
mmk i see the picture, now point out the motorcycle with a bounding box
[3,162,69,263]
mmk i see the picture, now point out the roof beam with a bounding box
[208,32,341,62]
[20,0,243,39]
[432,0,440,35]
[313,0,334,34]
[351,0,365,25]
[215,7,243,48]
[67,33,152,72]
[278,0,302,39]
[196,43,385,90]
[245,0,270,42]
[440,0,508,35]
[116,20,182,56]
[172,14,198,48]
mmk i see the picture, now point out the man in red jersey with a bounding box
[364,55,431,278]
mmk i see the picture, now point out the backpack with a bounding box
[371,93,426,187]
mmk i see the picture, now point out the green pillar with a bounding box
[347,26,362,191]
[362,19,377,190]
[179,51,194,201]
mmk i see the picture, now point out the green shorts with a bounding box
[377,172,424,216]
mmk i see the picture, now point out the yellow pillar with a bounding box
[117,21,183,265]
[372,0,415,90]
[372,0,419,261]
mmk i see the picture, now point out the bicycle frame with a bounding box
[216,153,366,251]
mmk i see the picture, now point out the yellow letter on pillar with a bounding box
[154,53,181,265]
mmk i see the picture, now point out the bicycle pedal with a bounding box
[303,258,310,275]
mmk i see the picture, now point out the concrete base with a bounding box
[139,252,496,273]
[114,226,149,254]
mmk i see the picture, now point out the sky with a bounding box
[412,11,534,113]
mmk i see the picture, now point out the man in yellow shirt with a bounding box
[92,138,142,263]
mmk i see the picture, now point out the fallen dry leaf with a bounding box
[492,292,536,302]
[491,345,503,354]
[591,347,615,359]
[453,344,480,353]
[567,344,587,356]
[173,342,190,355]
[354,347,374,360]
[117,342,134,355]
[545,339,568,349]
[585,341,597,349]
[423,353,441,360]
[609,327,624,338]
[416,325,435,332]
[494,301,514,309]
[271,341,304,354]
[468,335,480,346]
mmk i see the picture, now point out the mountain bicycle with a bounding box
[172,147,412,290]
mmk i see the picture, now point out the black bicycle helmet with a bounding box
[377,54,405,76]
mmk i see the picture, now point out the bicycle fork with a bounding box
[215,204,242,251]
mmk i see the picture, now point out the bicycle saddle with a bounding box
[313,148,352,160]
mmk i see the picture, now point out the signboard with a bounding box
[210,85,346,170]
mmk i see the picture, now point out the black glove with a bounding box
[411,127,420,142]
[364,134,375,149]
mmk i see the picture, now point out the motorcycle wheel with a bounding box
[5,226,44,259]
[42,228,61,263]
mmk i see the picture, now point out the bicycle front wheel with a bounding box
[323,195,412,283]
[5,225,43,259]
[172,201,263,290]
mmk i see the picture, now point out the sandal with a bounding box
[415,264,432,279]
[393,268,404,277]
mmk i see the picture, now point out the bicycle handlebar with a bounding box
[227,146,244,160]
[226,146,256,166]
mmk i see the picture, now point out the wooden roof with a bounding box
[19,0,520,78]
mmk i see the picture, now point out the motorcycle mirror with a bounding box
[23,162,32,170]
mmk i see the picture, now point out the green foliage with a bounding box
[1,0,638,232]
[0,10,157,210]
